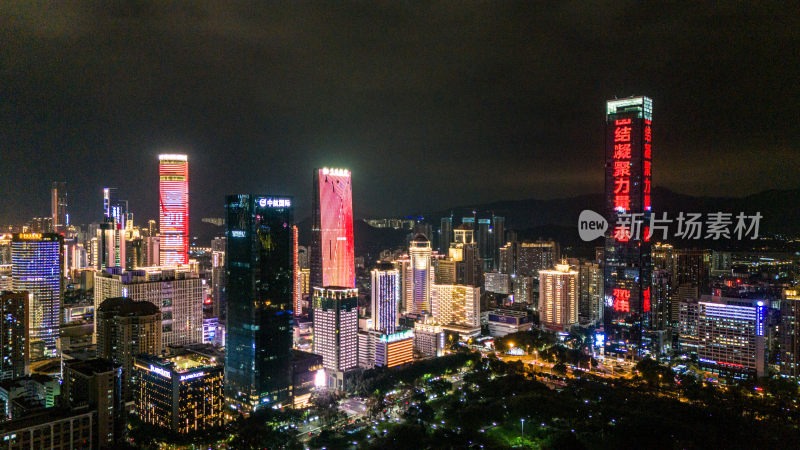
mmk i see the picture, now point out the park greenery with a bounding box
[131,330,800,448]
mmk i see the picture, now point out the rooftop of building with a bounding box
[314,286,359,297]
[0,375,57,391]
[30,360,62,377]
[488,309,529,318]
[292,349,323,364]
[374,261,396,271]
[97,297,160,316]
[137,348,222,373]
[411,233,429,242]
[64,358,120,376]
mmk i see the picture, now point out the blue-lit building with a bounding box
[224,195,295,411]
[690,295,768,380]
[11,233,62,360]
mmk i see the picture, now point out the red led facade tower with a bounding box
[159,154,189,266]
[603,97,652,342]
[310,168,355,290]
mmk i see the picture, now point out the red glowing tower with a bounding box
[603,96,652,341]
[310,167,355,290]
[159,154,189,266]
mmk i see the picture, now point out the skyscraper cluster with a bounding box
[2,94,800,448]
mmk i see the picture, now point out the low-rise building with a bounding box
[487,309,532,337]
[133,349,224,434]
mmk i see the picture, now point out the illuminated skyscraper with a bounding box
[96,220,125,270]
[313,287,358,374]
[158,154,189,266]
[310,168,355,290]
[409,234,433,315]
[517,241,560,278]
[780,289,800,378]
[11,233,62,360]
[430,284,480,328]
[603,96,653,342]
[103,187,127,229]
[210,237,226,324]
[0,292,29,380]
[50,182,68,232]
[477,218,490,260]
[224,194,295,410]
[370,263,399,334]
[539,264,579,332]
[93,269,203,349]
[96,297,162,401]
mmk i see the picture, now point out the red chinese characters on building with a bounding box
[642,287,651,312]
[612,118,631,216]
[643,119,652,210]
[612,288,630,312]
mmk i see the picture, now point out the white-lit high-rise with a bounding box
[312,287,358,373]
[409,234,433,315]
[94,268,203,348]
[539,264,578,332]
[370,263,399,334]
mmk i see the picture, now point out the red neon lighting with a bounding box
[612,288,630,312]
[615,118,632,126]
[613,161,630,177]
[614,178,630,194]
[159,156,189,265]
[643,287,651,312]
[718,361,745,368]
[614,195,630,211]
[293,225,300,315]
[614,126,631,143]
[613,143,632,159]
[317,169,355,288]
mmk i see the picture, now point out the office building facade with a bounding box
[539,264,579,332]
[312,287,358,373]
[11,233,62,360]
[134,350,224,433]
[370,263,399,334]
[0,292,29,380]
[225,194,295,410]
[96,297,162,401]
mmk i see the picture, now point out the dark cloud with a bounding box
[1,1,798,229]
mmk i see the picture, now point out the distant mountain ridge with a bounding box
[420,186,800,236]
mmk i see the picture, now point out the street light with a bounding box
[521,418,525,437]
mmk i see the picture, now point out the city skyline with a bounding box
[2,3,798,227]
[0,3,799,448]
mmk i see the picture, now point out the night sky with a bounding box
[2,2,798,230]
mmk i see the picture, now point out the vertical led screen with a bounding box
[603,97,653,339]
[159,154,189,266]
[312,168,355,289]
